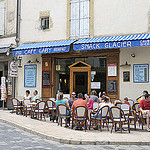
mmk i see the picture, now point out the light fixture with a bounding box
[120,61,131,67]
[27,58,40,64]
[131,53,135,57]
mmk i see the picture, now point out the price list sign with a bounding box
[133,64,149,83]
[24,65,37,87]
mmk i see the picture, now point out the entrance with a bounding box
[74,72,88,95]
[69,61,91,96]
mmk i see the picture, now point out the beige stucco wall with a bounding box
[120,47,150,101]
[94,0,150,36]
[20,0,67,44]
[15,54,42,99]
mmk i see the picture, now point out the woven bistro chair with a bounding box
[46,100,57,121]
[34,101,46,120]
[110,106,130,133]
[89,105,110,131]
[57,104,71,128]
[128,99,134,107]
[22,99,31,117]
[72,106,88,132]
[132,102,144,130]
[11,98,22,114]
[93,102,99,111]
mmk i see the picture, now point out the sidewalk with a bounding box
[0,110,150,145]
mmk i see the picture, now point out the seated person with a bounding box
[32,90,41,102]
[124,97,130,105]
[99,91,110,103]
[55,92,68,106]
[139,94,150,132]
[68,92,77,109]
[71,93,88,114]
[90,90,99,103]
[23,90,31,101]
[137,90,148,103]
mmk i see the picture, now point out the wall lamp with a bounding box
[131,53,135,57]
[27,58,40,64]
[13,56,22,68]
[120,61,131,67]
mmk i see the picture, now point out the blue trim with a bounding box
[73,34,150,51]
[24,65,37,87]
[133,64,149,83]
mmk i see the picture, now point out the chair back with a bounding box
[23,99,31,107]
[38,101,46,110]
[75,106,88,118]
[115,99,122,103]
[100,105,110,117]
[128,99,134,106]
[93,102,99,110]
[11,98,19,106]
[57,104,68,116]
[110,106,123,119]
[120,103,130,115]
[36,99,41,103]
[115,102,122,107]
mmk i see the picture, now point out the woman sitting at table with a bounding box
[55,92,68,106]
[23,90,31,101]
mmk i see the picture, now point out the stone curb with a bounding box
[0,118,150,145]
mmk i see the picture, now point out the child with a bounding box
[124,97,130,105]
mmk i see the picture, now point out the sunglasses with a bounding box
[72,94,76,95]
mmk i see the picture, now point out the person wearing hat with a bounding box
[68,92,77,109]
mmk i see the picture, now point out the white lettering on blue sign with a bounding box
[140,40,150,46]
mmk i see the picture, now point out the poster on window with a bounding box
[133,64,149,83]
[24,65,37,87]
[108,64,117,76]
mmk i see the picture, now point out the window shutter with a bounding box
[80,0,90,38]
[70,0,80,39]
[0,2,5,36]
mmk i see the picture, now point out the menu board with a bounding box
[108,80,116,93]
[24,65,37,87]
[42,71,50,87]
[108,64,117,76]
[123,71,130,82]
[133,64,149,83]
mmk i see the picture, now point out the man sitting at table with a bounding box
[32,90,41,101]
[139,93,150,132]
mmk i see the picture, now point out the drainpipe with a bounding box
[14,0,21,98]
[51,58,54,97]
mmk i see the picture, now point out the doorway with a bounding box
[74,72,88,95]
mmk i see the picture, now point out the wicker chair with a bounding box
[89,105,110,131]
[34,101,46,120]
[110,106,130,133]
[57,104,71,128]
[46,100,56,121]
[11,98,22,114]
[93,102,99,111]
[22,99,31,117]
[72,106,88,132]
[128,99,134,107]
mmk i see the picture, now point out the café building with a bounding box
[13,33,150,101]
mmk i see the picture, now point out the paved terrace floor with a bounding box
[0,110,150,145]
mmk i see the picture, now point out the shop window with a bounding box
[41,17,49,30]
[70,0,90,39]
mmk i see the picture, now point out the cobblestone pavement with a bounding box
[0,122,150,150]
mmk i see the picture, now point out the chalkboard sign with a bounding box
[42,71,50,88]
[123,71,130,82]
[108,80,116,93]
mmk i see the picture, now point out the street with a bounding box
[0,122,149,150]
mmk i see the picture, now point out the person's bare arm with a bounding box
[65,100,69,107]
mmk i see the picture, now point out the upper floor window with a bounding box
[0,2,5,36]
[70,0,90,39]
[41,17,49,30]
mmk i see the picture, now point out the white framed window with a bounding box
[41,17,49,30]
[0,2,5,36]
[70,0,90,39]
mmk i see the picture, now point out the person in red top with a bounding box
[71,93,88,115]
[139,94,150,131]
[124,97,130,105]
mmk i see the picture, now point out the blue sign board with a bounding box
[13,46,70,56]
[24,65,37,87]
[73,39,150,51]
[133,64,149,83]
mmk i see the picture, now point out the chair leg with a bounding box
[115,123,117,131]
[99,120,102,132]
[120,122,122,133]
[128,120,130,133]
[111,122,114,133]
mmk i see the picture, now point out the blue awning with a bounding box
[73,34,150,51]
[13,40,76,56]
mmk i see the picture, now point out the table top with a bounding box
[28,102,37,105]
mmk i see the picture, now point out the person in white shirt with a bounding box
[23,90,31,101]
